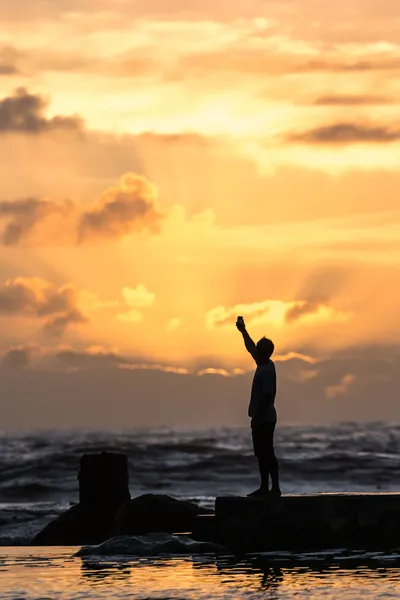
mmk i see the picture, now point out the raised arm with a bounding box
[236,317,258,363]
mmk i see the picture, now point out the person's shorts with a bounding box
[251,420,276,457]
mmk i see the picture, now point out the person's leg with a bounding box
[248,422,269,496]
[266,423,281,495]
[257,455,270,489]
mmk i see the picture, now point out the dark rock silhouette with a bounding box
[32,451,130,545]
[78,452,130,510]
[113,494,212,536]
[32,452,212,546]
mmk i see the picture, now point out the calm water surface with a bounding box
[2,547,400,599]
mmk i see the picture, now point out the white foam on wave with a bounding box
[76,533,228,557]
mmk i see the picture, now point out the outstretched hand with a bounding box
[236,317,246,332]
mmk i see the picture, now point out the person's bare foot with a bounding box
[247,486,269,498]
[269,486,282,497]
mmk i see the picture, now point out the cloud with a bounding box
[54,346,126,370]
[306,57,400,73]
[0,277,87,335]
[197,367,233,377]
[0,173,163,245]
[174,47,400,81]
[0,64,18,75]
[117,283,155,322]
[0,88,83,133]
[284,301,350,324]
[52,346,189,375]
[0,46,20,75]
[289,266,354,304]
[289,123,400,145]
[0,342,400,428]
[205,300,288,329]
[116,309,143,323]
[1,345,40,369]
[325,374,356,399]
[121,284,156,308]
[288,368,319,383]
[0,197,73,245]
[78,173,163,241]
[42,308,87,336]
[313,95,394,106]
[205,299,349,329]
[284,301,323,323]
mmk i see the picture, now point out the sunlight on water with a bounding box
[1,548,400,599]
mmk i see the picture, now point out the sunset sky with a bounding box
[0,0,399,428]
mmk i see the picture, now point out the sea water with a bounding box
[1,422,400,598]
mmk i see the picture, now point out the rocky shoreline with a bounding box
[32,451,213,546]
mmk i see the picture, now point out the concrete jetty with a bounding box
[215,493,400,552]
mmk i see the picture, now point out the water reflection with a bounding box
[80,557,131,584]
[192,550,400,593]
[261,567,284,589]
[4,547,400,600]
[78,549,400,596]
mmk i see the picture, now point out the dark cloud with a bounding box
[0,278,87,335]
[0,46,20,75]
[43,309,88,336]
[0,64,18,75]
[0,342,400,428]
[78,173,163,241]
[53,347,187,373]
[139,132,210,146]
[304,57,400,73]
[174,50,400,80]
[0,197,73,245]
[0,173,162,245]
[289,123,400,144]
[290,266,353,304]
[0,87,84,134]
[314,95,394,106]
[1,345,38,369]
[284,301,322,323]
[283,266,354,323]
[55,348,124,369]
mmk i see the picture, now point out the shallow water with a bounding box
[2,547,400,599]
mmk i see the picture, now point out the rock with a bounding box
[31,454,213,546]
[32,504,113,546]
[32,451,130,546]
[79,452,130,511]
[191,513,216,542]
[113,494,213,536]
[215,493,400,552]
[76,533,228,557]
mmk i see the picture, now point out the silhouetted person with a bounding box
[236,316,281,497]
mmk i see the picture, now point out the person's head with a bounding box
[256,337,274,363]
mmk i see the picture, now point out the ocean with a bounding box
[1,421,400,598]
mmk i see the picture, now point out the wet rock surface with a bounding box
[77,533,226,556]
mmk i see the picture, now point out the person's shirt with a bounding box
[248,359,277,422]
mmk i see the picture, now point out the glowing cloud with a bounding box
[205,299,349,329]
[117,283,156,323]
[325,374,356,399]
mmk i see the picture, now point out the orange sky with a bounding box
[0,0,399,428]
